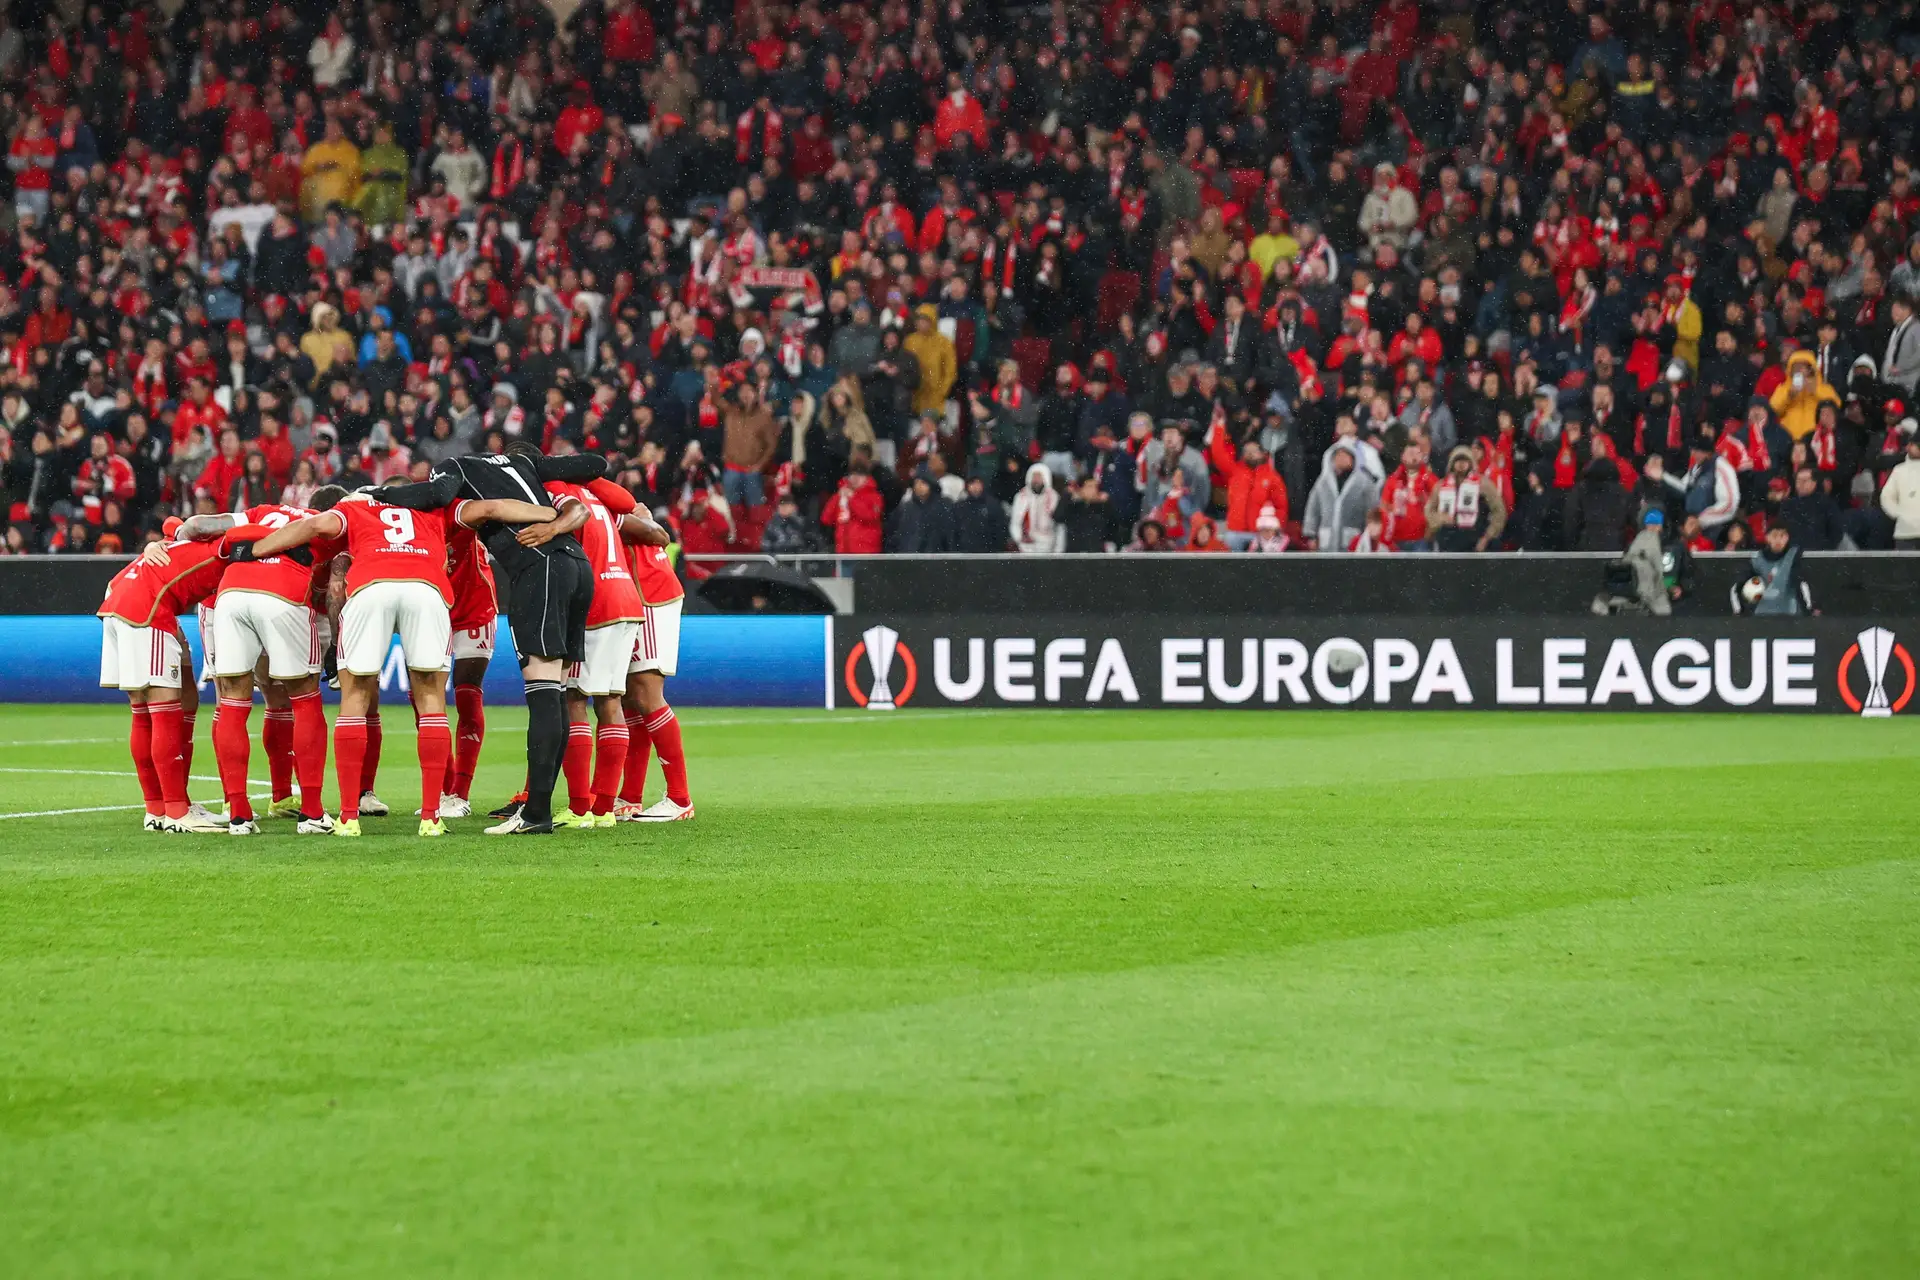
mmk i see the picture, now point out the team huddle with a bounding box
[96,445,693,837]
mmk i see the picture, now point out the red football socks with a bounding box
[591,723,629,815]
[450,684,484,799]
[563,719,594,814]
[180,712,196,779]
[149,701,189,820]
[621,712,651,803]
[643,705,690,806]
[212,697,255,822]
[289,691,328,820]
[128,704,162,816]
[359,710,383,799]
[416,714,451,822]
[263,709,294,803]
[334,717,368,821]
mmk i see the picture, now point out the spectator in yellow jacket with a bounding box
[1661,274,1703,372]
[903,303,956,417]
[299,119,361,224]
[1768,348,1842,441]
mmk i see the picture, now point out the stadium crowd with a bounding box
[4,0,1920,565]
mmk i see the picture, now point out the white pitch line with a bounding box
[0,803,151,821]
[0,768,270,786]
[0,788,273,821]
[0,737,119,747]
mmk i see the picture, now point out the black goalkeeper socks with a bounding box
[523,680,567,825]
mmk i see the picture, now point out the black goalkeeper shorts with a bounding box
[506,551,592,665]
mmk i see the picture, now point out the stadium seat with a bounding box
[1012,337,1053,391]
[1096,270,1142,332]
[1228,168,1263,212]
[953,317,976,369]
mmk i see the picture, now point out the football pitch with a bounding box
[1,704,1916,1277]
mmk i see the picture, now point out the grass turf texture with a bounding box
[0,705,1916,1277]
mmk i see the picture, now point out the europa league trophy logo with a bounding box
[861,625,902,711]
[1858,626,1896,718]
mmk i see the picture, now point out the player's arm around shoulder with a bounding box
[178,512,243,541]
[247,509,347,559]
[461,497,560,529]
[513,491,587,548]
[619,510,672,547]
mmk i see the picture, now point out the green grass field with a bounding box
[1,704,1916,1277]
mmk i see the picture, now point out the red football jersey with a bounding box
[217,503,319,604]
[547,480,643,626]
[590,478,685,607]
[327,495,460,604]
[447,522,498,629]
[98,540,228,626]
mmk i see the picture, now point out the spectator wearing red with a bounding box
[1380,442,1439,549]
[195,429,247,509]
[677,488,733,578]
[1204,410,1289,552]
[826,461,885,554]
[8,115,55,225]
[254,415,295,492]
[554,83,604,161]
[73,434,135,521]
[789,115,835,182]
[170,378,228,446]
[1387,312,1442,371]
[933,72,987,151]
[603,0,655,63]
[22,284,70,350]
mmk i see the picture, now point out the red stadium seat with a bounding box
[1012,337,1053,391]
[953,317,976,369]
[1096,270,1142,332]
[1228,168,1263,213]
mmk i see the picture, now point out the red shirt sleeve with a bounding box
[588,477,637,515]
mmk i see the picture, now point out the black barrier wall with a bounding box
[849,554,1920,618]
[835,615,1920,714]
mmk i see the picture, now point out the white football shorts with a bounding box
[451,617,497,663]
[99,616,183,690]
[338,581,452,676]
[568,620,640,696]
[628,599,682,678]
[213,591,322,681]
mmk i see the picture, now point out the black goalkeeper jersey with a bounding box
[378,451,608,578]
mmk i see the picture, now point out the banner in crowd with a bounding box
[0,615,831,705]
[830,616,1920,716]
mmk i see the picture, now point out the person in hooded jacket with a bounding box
[953,474,1008,552]
[1425,444,1508,551]
[884,474,956,552]
[1060,472,1115,551]
[1768,348,1843,441]
[1140,424,1211,517]
[1304,441,1380,551]
[824,457,885,553]
[1565,453,1635,551]
[1009,461,1063,553]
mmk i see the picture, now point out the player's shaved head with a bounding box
[309,485,348,511]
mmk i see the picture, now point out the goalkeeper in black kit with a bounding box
[375,442,609,834]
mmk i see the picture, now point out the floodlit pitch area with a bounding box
[1,705,1917,1276]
